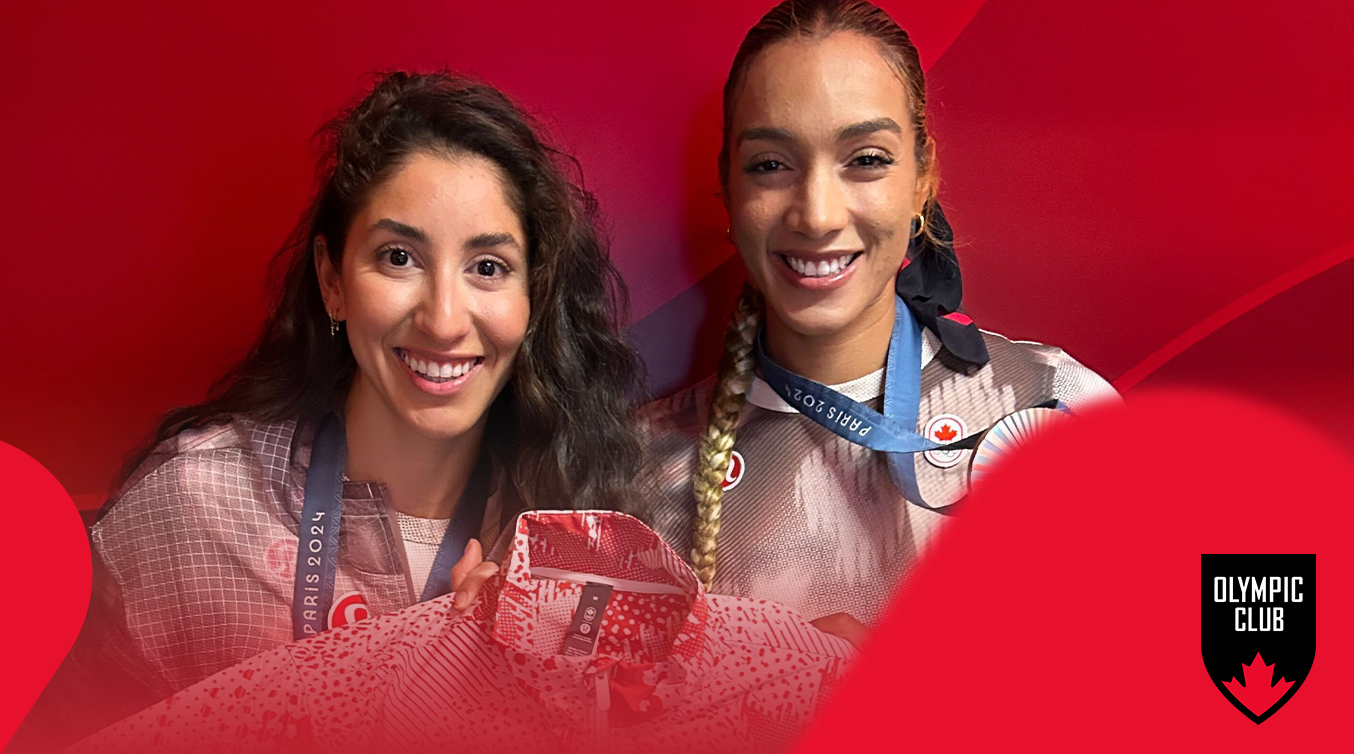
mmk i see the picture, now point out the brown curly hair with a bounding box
[118,71,644,514]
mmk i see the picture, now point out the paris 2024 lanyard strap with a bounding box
[755,292,983,510]
[293,412,491,639]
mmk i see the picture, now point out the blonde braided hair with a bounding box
[691,284,763,590]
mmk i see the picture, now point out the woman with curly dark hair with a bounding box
[15,70,643,750]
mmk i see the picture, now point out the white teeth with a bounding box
[400,350,477,381]
[784,253,857,278]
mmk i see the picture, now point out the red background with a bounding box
[2,1,1351,497]
[2,2,1352,747]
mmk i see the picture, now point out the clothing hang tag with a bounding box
[562,582,615,657]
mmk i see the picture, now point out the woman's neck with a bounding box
[341,378,486,519]
[763,291,896,385]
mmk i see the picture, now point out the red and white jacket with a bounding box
[71,511,855,754]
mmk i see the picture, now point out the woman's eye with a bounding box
[851,152,895,169]
[474,259,506,277]
[387,249,412,266]
[747,159,787,173]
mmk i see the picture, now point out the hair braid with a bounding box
[691,284,763,590]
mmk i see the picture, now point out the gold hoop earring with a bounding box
[910,212,926,239]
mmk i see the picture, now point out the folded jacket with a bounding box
[70,510,856,754]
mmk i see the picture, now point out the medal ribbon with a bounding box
[293,413,491,639]
[755,294,981,508]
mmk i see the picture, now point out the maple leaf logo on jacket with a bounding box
[1222,652,1294,717]
[934,424,958,442]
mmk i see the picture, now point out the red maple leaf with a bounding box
[1222,651,1293,716]
[935,424,958,441]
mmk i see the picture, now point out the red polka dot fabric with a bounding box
[69,512,855,753]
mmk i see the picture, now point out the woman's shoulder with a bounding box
[96,415,303,538]
[976,328,1122,412]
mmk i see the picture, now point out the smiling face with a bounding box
[318,150,530,442]
[726,31,931,344]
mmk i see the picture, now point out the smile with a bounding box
[777,251,863,278]
[394,348,484,391]
[772,250,864,290]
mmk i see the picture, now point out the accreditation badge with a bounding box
[1201,554,1315,723]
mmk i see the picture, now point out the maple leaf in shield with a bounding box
[1222,652,1293,717]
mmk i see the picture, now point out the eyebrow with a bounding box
[736,118,904,148]
[373,221,519,251]
[372,218,428,243]
[837,118,903,140]
[735,126,794,147]
[464,232,520,251]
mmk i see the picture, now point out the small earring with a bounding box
[910,212,926,239]
[725,227,734,244]
[329,312,341,338]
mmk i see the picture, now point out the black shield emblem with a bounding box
[1201,554,1315,723]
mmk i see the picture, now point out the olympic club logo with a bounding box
[328,591,372,630]
[1201,554,1315,723]
[721,450,746,491]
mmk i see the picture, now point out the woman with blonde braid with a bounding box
[451,0,1119,646]
[639,0,1119,645]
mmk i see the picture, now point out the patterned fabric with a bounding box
[16,416,514,751]
[642,328,1120,626]
[70,511,854,754]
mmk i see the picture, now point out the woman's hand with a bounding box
[809,612,869,649]
[448,538,499,610]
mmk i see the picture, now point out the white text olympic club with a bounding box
[1212,576,1304,632]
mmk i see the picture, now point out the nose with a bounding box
[413,273,473,345]
[784,162,850,240]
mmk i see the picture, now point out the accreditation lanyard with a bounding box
[292,413,492,639]
[755,294,979,509]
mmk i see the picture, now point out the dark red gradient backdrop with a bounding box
[1,0,1351,504]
